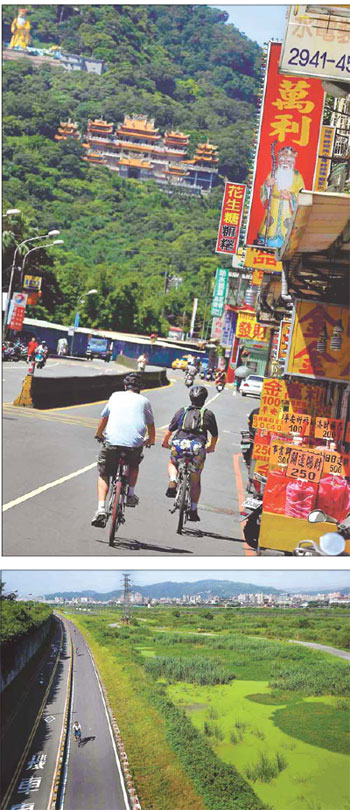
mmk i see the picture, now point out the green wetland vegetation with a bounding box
[64,606,350,810]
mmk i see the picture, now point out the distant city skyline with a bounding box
[212,4,288,46]
[2,570,349,597]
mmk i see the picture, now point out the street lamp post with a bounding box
[20,241,64,288]
[70,289,98,356]
[2,208,21,217]
[3,231,61,340]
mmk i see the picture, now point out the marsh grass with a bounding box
[245,751,288,783]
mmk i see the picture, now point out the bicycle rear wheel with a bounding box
[109,480,122,545]
[177,472,190,535]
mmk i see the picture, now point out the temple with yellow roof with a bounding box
[81,114,218,192]
[54,118,81,142]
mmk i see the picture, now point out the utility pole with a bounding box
[121,573,133,625]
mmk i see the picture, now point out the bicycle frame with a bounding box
[171,455,194,534]
[107,452,130,544]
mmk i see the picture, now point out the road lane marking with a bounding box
[233,452,254,557]
[3,463,97,511]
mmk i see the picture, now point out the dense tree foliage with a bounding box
[1,600,53,645]
[2,5,261,334]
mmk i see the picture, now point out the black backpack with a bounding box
[178,405,206,433]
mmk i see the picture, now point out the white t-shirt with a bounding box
[101,390,154,447]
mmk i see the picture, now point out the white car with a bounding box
[240,375,264,397]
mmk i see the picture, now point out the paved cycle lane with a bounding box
[61,620,129,810]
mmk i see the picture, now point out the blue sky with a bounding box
[2,570,349,596]
[211,5,288,46]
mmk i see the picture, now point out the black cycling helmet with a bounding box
[124,372,142,392]
[189,385,208,406]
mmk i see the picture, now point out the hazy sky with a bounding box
[212,5,288,46]
[2,569,349,596]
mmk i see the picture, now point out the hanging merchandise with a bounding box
[316,476,350,524]
[285,479,318,520]
[262,469,288,515]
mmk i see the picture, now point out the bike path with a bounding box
[62,620,128,810]
[288,640,350,661]
[3,369,262,556]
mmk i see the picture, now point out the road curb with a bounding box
[48,620,73,810]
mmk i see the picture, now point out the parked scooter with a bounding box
[240,407,266,551]
[294,510,350,556]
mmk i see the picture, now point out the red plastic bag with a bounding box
[317,475,350,523]
[285,479,317,519]
[263,470,288,515]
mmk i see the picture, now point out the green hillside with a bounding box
[2,5,262,334]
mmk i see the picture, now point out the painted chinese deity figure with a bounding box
[9,8,31,50]
[256,145,305,249]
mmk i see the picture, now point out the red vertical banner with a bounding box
[246,42,324,249]
[216,182,246,254]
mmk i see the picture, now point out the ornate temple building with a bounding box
[82,115,218,192]
[54,118,81,142]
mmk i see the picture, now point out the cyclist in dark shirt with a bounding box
[162,386,218,522]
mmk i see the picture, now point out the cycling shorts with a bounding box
[170,437,206,473]
[97,444,144,478]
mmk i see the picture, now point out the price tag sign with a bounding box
[252,441,271,462]
[269,441,293,470]
[322,451,350,477]
[315,418,345,442]
[256,415,279,432]
[277,413,311,436]
[286,449,324,483]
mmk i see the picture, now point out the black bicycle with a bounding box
[170,454,193,535]
[107,450,129,546]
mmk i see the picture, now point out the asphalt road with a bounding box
[3,359,267,557]
[1,617,70,810]
[62,619,129,810]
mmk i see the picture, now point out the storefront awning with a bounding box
[276,191,350,306]
[278,190,350,260]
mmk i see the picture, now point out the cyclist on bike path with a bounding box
[162,385,218,522]
[91,373,156,527]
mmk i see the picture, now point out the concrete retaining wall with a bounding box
[1,618,53,692]
[31,368,169,409]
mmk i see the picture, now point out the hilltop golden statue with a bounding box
[9,8,31,50]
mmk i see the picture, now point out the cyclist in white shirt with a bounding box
[91,373,155,527]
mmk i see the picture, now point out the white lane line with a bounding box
[3,462,97,511]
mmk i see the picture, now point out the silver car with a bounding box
[240,374,264,397]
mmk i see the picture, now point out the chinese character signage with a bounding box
[221,309,236,348]
[314,125,336,192]
[244,247,283,273]
[211,316,223,341]
[245,42,324,249]
[280,6,350,83]
[23,275,42,291]
[8,292,27,331]
[286,300,350,382]
[314,418,345,442]
[236,311,270,342]
[211,268,229,317]
[277,319,292,360]
[216,182,246,254]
